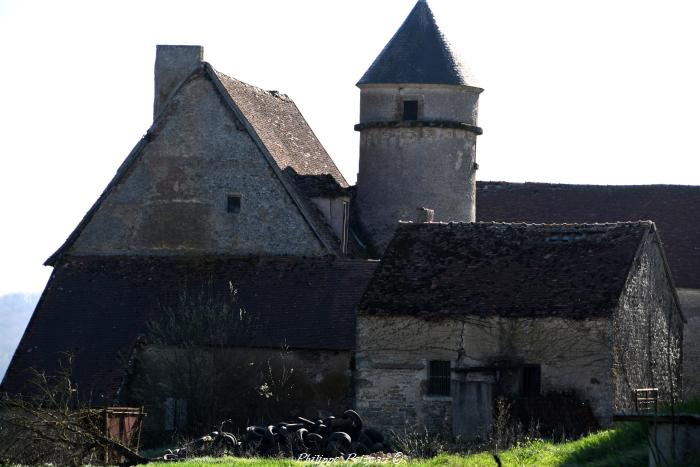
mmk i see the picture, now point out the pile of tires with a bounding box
[162,429,239,460]
[159,410,389,460]
[243,410,389,458]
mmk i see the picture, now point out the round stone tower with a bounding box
[355,0,483,254]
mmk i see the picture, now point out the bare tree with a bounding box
[124,278,318,437]
[0,356,146,466]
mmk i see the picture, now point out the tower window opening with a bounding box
[402,100,419,121]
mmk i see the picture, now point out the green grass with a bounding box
[671,397,700,414]
[144,422,649,466]
[145,400,700,467]
[415,423,649,466]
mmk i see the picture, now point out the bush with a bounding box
[0,359,145,466]
[389,426,447,458]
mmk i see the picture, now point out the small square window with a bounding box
[427,360,451,396]
[227,195,241,213]
[402,100,419,121]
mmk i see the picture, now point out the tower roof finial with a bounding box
[358,0,478,87]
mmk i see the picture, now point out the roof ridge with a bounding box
[398,220,655,228]
[59,254,374,264]
[478,180,700,189]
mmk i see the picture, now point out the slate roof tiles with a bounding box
[215,71,348,193]
[358,0,478,87]
[359,222,653,318]
[2,257,377,400]
[476,182,700,289]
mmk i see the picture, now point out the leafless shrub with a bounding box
[0,357,146,466]
[389,426,446,458]
[489,397,540,455]
[126,280,322,440]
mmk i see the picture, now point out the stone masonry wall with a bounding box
[678,288,700,398]
[355,85,479,253]
[355,315,612,434]
[127,346,352,439]
[69,70,326,257]
[355,126,477,252]
[359,85,480,124]
[612,234,683,410]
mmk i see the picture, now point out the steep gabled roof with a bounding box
[359,222,654,318]
[476,182,700,289]
[46,64,347,265]
[2,256,378,401]
[207,65,346,254]
[358,0,478,87]
[214,71,348,192]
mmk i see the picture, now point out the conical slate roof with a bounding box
[358,0,477,87]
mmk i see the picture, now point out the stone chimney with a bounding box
[153,45,203,119]
[416,207,435,223]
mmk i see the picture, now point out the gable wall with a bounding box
[68,72,326,257]
[355,314,612,434]
[612,234,683,410]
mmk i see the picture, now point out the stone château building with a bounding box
[2,0,694,438]
[356,221,682,436]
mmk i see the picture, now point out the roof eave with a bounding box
[356,82,483,93]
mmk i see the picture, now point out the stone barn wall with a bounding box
[124,346,352,444]
[355,315,612,435]
[612,237,684,410]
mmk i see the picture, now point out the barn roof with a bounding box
[2,257,377,401]
[359,222,654,318]
[214,71,348,195]
[476,181,700,289]
[358,0,478,87]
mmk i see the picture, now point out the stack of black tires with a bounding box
[161,410,390,460]
[244,410,389,457]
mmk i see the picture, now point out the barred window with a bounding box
[428,360,451,396]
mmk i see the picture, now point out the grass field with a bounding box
[145,400,700,466]
[145,421,655,466]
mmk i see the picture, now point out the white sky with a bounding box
[1,0,699,295]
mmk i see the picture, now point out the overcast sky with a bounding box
[1,0,699,295]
